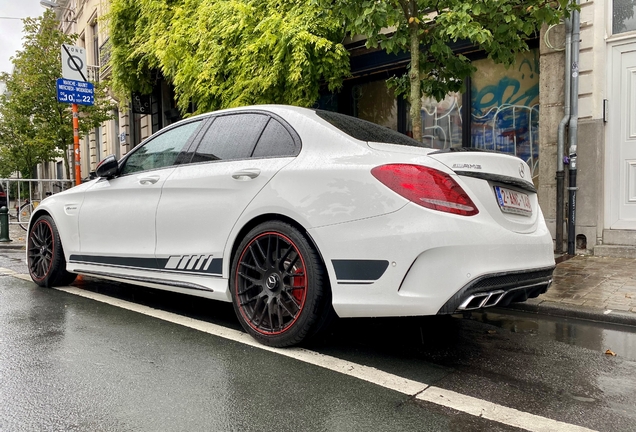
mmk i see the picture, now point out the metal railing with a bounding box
[87,65,100,83]
[0,178,74,227]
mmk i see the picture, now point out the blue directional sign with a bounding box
[56,78,94,106]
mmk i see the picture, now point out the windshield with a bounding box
[314,110,426,148]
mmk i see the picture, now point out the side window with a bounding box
[121,120,202,175]
[191,114,269,163]
[252,119,299,158]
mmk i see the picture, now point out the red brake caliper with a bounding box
[292,267,306,303]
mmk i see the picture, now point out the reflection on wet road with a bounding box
[473,310,636,361]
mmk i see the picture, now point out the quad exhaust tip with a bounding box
[458,290,506,311]
[457,279,553,311]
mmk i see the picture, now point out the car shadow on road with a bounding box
[72,276,495,384]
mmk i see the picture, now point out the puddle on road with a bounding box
[470,310,636,362]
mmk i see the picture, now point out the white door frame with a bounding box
[605,38,636,229]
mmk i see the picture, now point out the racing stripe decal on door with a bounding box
[69,254,223,276]
[158,255,222,274]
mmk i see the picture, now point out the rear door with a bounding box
[155,112,300,276]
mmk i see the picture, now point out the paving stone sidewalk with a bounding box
[499,254,636,326]
[546,255,636,312]
[2,225,636,326]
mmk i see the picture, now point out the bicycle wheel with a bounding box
[18,202,34,230]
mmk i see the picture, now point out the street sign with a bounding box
[61,44,87,81]
[56,78,95,106]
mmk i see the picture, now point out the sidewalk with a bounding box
[0,222,27,250]
[2,229,636,326]
[500,254,636,327]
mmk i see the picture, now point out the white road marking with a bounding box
[417,387,594,432]
[5,272,597,432]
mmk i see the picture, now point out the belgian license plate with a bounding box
[494,186,532,216]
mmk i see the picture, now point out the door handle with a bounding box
[232,169,261,180]
[138,175,160,185]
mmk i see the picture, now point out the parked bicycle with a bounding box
[16,192,53,231]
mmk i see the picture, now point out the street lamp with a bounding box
[39,0,76,23]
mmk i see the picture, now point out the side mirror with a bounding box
[95,155,119,179]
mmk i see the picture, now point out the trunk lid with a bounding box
[427,149,540,233]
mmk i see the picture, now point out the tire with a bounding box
[230,220,331,347]
[27,215,77,287]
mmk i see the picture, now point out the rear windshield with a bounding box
[315,110,425,147]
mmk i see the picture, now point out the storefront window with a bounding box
[352,80,398,130]
[405,92,464,149]
[420,92,463,149]
[471,50,540,175]
[614,0,636,34]
[342,48,540,179]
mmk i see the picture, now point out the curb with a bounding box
[0,243,25,251]
[493,299,636,328]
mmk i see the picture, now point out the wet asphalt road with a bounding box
[1,250,636,432]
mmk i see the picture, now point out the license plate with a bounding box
[494,186,532,216]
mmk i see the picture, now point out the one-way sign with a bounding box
[56,78,95,106]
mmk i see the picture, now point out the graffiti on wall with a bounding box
[421,93,463,149]
[417,50,540,178]
[470,51,540,176]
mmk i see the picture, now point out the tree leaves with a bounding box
[325,0,576,141]
[107,0,351,113]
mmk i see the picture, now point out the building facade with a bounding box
[42,0,636,256]
[538,0,636,256]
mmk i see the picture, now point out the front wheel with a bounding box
[231,221,331,347]
[28,215,77,287]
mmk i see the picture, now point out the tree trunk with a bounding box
[409,22,422,142]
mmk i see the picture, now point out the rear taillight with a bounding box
[371,164,478,216]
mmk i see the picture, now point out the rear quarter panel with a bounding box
[222,108,457,277]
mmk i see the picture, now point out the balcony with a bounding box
[99,38,112,79]
[86,65,100,83]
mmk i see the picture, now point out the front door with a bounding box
[76,119,204,266]
[608,42,636,229]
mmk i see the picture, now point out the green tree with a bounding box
[325,0,576,141]
[107,0,350,114]
[0,11,113,180]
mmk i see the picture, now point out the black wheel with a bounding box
[28,215,77,287]
[231,221,331,347]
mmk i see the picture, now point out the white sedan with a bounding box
[27,105,555,347]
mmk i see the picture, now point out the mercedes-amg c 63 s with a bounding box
[27,105,555,347]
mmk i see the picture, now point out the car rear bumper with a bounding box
[309,202,555,318]
[436,266,555,314]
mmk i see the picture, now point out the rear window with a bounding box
[315,110,425,147]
